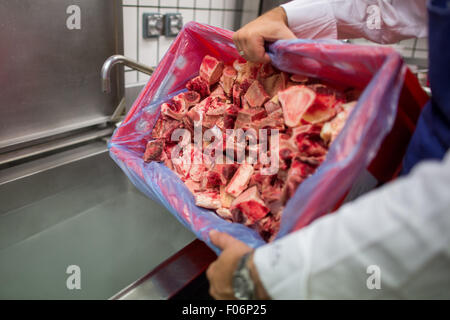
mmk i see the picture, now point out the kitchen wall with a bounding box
[350,38,429,60]
[122,0,260,86]
[122,0,428,88]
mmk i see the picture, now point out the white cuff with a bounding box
[280,0,337,39]
[253,230,309,299]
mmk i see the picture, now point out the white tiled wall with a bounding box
[350,38,429,61]
[122,0,260,86]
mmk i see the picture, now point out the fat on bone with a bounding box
[210,84,226,98]
[220,185,235,208]
[235,60,260,84]
[220,65,237,96]
[292,125,328,157]
[282,158,317,203]
[278,85,316,127]
[206,98,229,116]
[186,76,210,98]
[230,186,270,226]
[184,179,201,194]
[151,117,181,140]
[264,96,281,114]
[321,101,357,144]
[302,86,341,124]
[195,191,222,209]
[258,62,275,79]
[200,55,224,85]
[216,208,233,221]
[262,73,287,98]
[290,74,309,83]
[244,80,270,108]
[183,91,201,107]
[161,97,187,121]
[234,107,267,129]
[225,163,254,197]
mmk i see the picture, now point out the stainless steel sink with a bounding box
[0,142,195,299]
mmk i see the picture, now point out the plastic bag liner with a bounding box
[109,22,407,253]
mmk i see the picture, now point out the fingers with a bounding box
[232,31,244,55]
[209,230,237,250]
[242,34,270,63]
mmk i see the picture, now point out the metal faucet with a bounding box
[101,55,155,93]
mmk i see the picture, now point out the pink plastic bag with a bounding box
[109,22,408,252]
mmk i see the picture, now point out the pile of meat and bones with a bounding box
[144,55,360,241]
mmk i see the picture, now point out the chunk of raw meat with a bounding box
[279,85,316,127]
[220,65,237,96]
[144,139,165,162]
[144,54,360,242]
[200,55,224,85]
[235,108,267,129]
[216,208,233,221]
[225,164,254,197]
[161,99,186,121]
[195,191,221,209]
[151,117,181,140]
[220,185,235,208]
[187,76,210,98]
[321,101,357,144]
[230,186,270,226]
[290,74,308,83]
[244,80,270,108]
[183,91,201,107]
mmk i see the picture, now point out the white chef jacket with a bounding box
[253,1,450,299]
[254,150,450,299]
[280,0,428,43]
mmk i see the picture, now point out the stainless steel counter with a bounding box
[0,144,197,299]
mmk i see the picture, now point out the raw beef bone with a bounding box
[143,54,360,241]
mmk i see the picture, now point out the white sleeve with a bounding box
[253,151,450,299]
[280,0,428,43]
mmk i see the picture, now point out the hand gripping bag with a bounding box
[109,22,428,253]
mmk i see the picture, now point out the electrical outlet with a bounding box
[164,13,183,37]
[143,13,163,38]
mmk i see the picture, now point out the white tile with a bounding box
[125,71,138,85]
[123,7,138,61]
[139,0,159,6]
[416,37,428,49]
[413,50,428,59]
[241,11,257,26]
[159,7,179,14]
[209,10,224,28]
[399,38,416,48]
[394,47,413,58]
[210,0,224,9]
[159,36,175,63]
[180,0,195,8]
[159,0,178,7]
[196,0,210,9]
[138,8,159,68]
[195,9,210,24]
[242,0,258,12]
[223,10,236,30]
[123,0,137,5]
[179,8,195,24]
[138,73,151,83]
[224,0,237,10]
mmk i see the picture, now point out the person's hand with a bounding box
[206,230,271,300]
[233,7,296,63]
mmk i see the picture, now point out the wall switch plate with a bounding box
[143,13,163,38]
[164,13,183,37]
